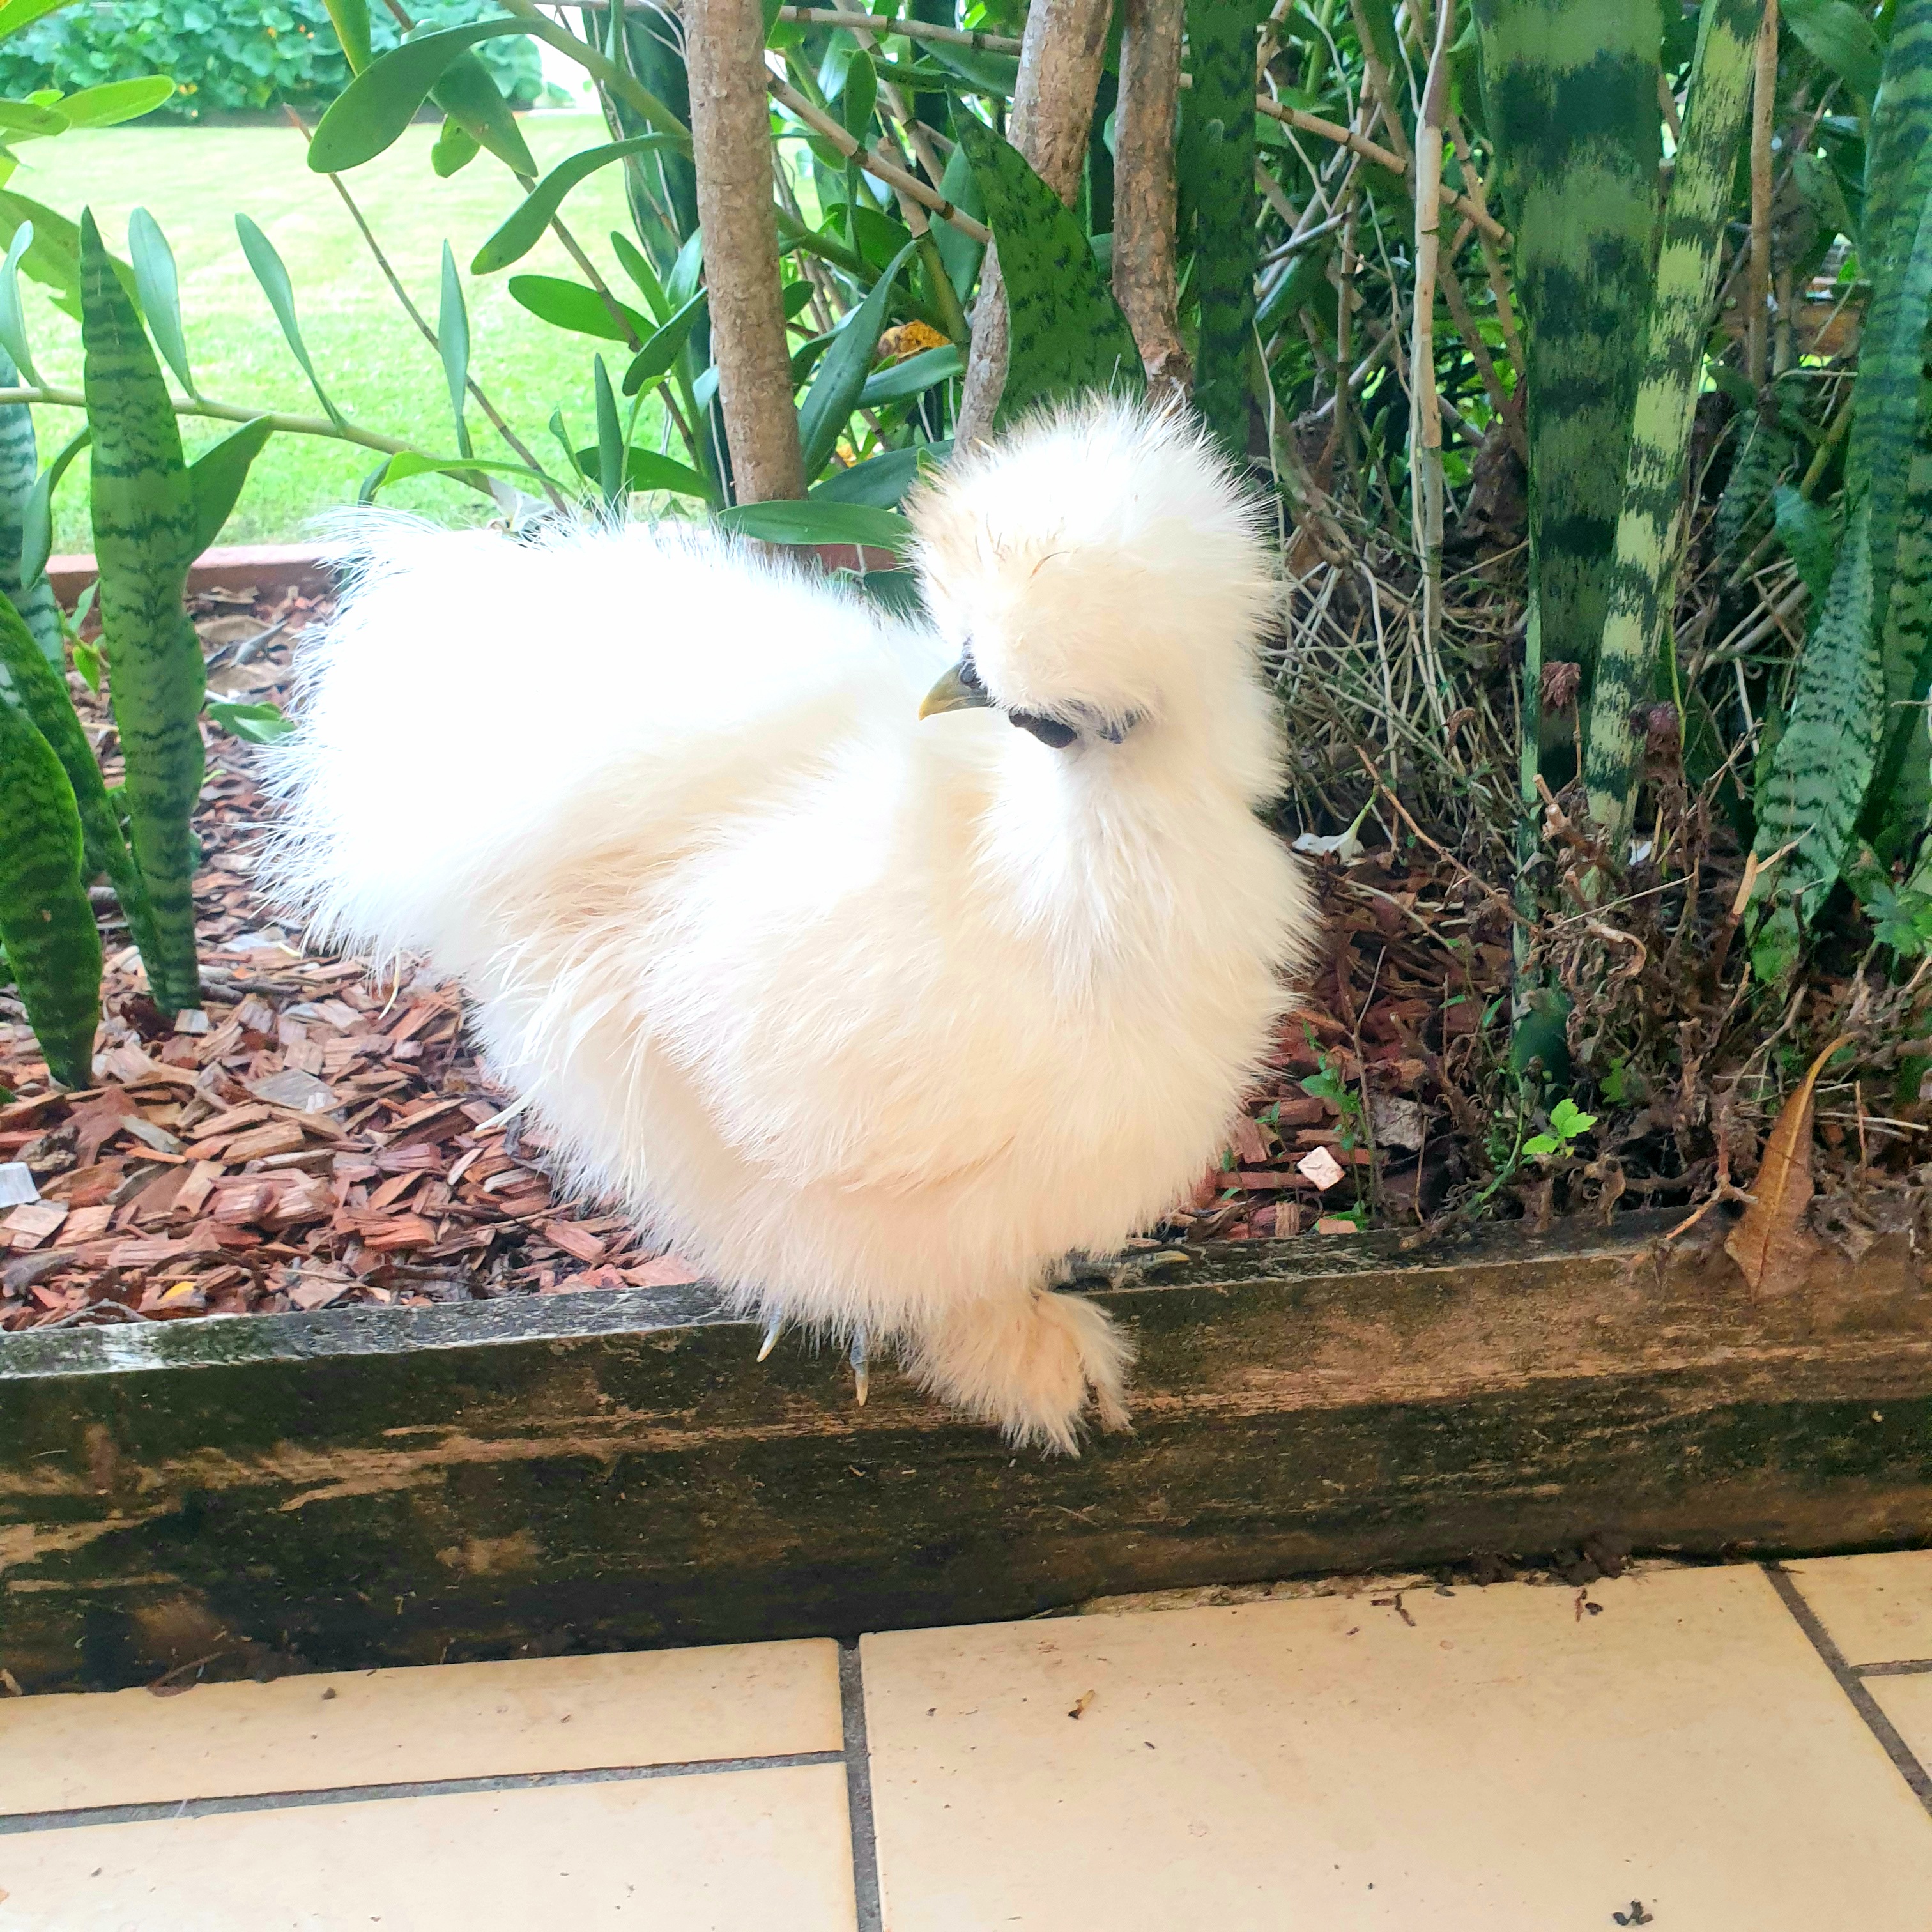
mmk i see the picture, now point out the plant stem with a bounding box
[1410,0,1452,654]
[1747,0,1779,392]
[1113,0,1188,401]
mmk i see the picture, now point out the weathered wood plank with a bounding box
[4,1211,1931,1690]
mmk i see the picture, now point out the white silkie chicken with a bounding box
[266,400,1315,1450]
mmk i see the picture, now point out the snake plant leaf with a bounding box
[473,137,682,275]
[307,21,550,174]
[0,346,54,661]
[1714,416,1792,559]
[0,220,35,388]
[1473,0,1662,704]
[322,0,372,72]
[716,499,912,549]
[1780,0,1882,104]
[1771,484,1836,607]
[954,116,1144,425]
[128,206,192,398]
[424,40,537,180]
[56,77,177,127]
[187,416,274,558]
[235,213,342,426]
[508,273,648,344]
[621,289,706,396]
[0,189,139,321]
[930,139,985,305]
[1581,0,1762,845]
[438,241,471,459]
[80,207,203,1014]
[0,588,158,965]
[1864,0,1932,282]
[799,241,920,478]
[1869,437,1932,856]
[1181,0,1260,452]
[0,689,99,1087]
[593,353,624,510]
[19,420,88,592]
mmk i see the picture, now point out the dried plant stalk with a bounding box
[1410,0,1455,651]
[1113,0,1189,402]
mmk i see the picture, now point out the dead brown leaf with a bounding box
[1724,1034,1850,1297]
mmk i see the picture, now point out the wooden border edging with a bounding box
[49,543,349,604]
[4,1210,1931,1690]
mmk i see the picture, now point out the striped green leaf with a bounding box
[0,686,99,1088]
[1869,438,1932,856]
[1473,0,1663,702]
[0,588,160,972]
[0,346,55,663]
[80,208,203,1015]
[1581,0,1763,844]
[954,116,1144,426]
[1182,0,1260,452]
[1758,6,1932,917]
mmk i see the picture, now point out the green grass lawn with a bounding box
[13,114,651,550]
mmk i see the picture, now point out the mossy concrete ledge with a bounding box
[4,1209,1931,1690]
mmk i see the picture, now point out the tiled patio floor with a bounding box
[4,1554,1931,1929]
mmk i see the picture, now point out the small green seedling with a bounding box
[1524,1097,1597,1163]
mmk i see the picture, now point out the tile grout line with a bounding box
[838,1641,885,1932]
[1763,1564,1932,1816]
[0,1751,846,1837]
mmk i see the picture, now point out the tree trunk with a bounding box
[1112,0,1189,404]
[687,0,805,502]
[954,0,1112,445]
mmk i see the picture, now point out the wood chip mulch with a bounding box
[0,586,1510,1332]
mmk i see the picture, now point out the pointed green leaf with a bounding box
[308,21,543,173]
[508,273,648,342]
[0,586,157,961]
[930,137,984,303]
[809,439,950,507]
[235,212,341,425]
[954,116,1144,424]
[0,190,139,320]
[19,421,87,591]
[427,43,538,178]
[371,450,556,493]
[187,417,273,558]
[0,100,65,138]
[323,0,372,72]
[474,137,684,274]
[0,0,91,43]
[665,227,704,308]
[621,289,706,395]
[1781,0,1882,103]
[859,344,963,406]
[1772,484,1834,606]
[575,445,711,497]
[55,77,177,127]
[431,113,480,177]
[439,241,471,459]
[128,206,191,397]
[716,499,912,548]
[610,228,668,321]
[921,40,1018,97]
[207,700,295,744]
[593,353,624,508]
[797,241,917,477]
[0,690,99,1086]
[0,220,36,387]
[79,207,202,1012]
[0,346,55,661]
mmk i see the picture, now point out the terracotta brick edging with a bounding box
[49,542,348,604]
[47,539,904,606]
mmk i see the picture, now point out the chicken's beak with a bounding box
[919,661,995,719]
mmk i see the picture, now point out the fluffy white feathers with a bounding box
[266,401,1316,1450]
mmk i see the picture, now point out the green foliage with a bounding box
[1524,1097,1597,1162]
[0,0,548,122]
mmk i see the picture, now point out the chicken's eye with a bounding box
[958,653,984,693]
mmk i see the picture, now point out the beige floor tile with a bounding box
[1784,1551,1932,1665]
[1867,1673,1932,1777]
[0,1761,855,1932]
[0,1640,841,1814]
[862,1566,1932,1932]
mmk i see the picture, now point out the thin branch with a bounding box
[1410,0,1453,654]
[1114,0,1189,401]
[767,72,991,241]
[1747,0,1779,391]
